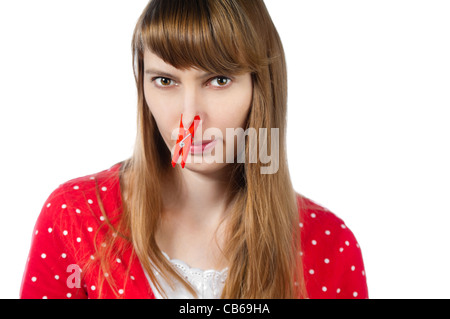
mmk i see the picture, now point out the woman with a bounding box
[20,0,368,299]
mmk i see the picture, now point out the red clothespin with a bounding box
[171,114,202,168]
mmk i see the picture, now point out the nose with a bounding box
[182,115,198,132]
[180,86,203,130]
[180,114,202,136]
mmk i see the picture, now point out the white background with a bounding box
[0,0,449,299]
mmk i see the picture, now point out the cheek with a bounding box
[144,87,177,145]
[220,83,252,157]
[222,86,252,129]
[216,91,252,150]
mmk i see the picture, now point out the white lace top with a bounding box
[143,252,228,299]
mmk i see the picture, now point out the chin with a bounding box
[184,160,230,173]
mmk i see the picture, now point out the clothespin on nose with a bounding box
[171,114,201,168]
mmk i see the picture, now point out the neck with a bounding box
[162,165,233,225]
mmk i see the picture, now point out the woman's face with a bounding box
[143,49,253,173]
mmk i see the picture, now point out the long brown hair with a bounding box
[91,0,307,299]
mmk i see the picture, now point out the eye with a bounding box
[210,76,231,88]
[153,77,175,88]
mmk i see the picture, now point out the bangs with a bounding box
[135,0,266,75]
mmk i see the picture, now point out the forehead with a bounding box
[144,50,177,70]
[144,49,215,77]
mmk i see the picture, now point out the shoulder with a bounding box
[296,194,358,248]
[39,162,124,224]
[296,193,368,298]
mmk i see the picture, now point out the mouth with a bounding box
[192,139,215,146]
[190,139,217,154]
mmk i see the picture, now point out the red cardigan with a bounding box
[20,162,368,299]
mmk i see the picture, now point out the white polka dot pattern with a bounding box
[299,196,368,299]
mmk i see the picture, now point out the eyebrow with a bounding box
[144,68,216,81]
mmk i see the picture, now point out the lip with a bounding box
[190,139,217,154]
